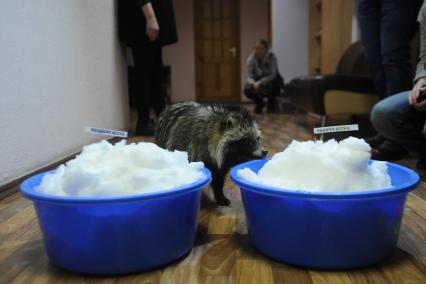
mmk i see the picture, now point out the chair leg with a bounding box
[321,115,327,127]
[320,115,326,141]
[290,106,299,122]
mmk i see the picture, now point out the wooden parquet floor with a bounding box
[1,110,425,283]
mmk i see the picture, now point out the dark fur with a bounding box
[155,102,267,205]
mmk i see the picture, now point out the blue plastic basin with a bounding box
[230,159,419,269]
[20,168,211,275]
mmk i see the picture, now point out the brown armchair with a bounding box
[287,41,379,126]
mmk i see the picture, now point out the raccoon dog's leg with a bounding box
[211,170,230,206]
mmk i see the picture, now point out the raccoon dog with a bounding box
[155,102,267,206]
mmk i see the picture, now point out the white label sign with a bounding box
[313,124,359,135]
[85,126,128,138]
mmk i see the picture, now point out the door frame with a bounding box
[193,0,241,102]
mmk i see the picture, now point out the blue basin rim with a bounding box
[20,168,212,204]
[230,159,419,200]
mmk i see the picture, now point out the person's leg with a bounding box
[358,0,387,98]
[150,47,166,118]
[244,84,264,114]
[132,44,156,135]
[360,0,421,151]
[380,0,422,97]
[261,78,281,113]
[371,91,426,162]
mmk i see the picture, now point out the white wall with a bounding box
[0,0,129,186]
[352,0,360,42]
[163,0,196,103]
[272,0,309,81]
[240,0,269,102]
[163,0,269,102]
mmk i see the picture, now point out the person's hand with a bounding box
[253,82,261,93]
[146,16,159,41]
[409,78,426,111]
[413,90,426,111]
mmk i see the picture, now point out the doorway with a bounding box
[194,0,241,102]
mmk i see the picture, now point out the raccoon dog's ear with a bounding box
[220,114,235,131]
[241,109,253,120]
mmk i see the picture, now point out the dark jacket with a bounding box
[118,0,178,47]
[246,51,278,86]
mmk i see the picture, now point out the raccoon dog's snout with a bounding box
[253,148,268,158]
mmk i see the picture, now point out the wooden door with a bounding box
[308,0,353,75]
[194,0,240,102]
[321,0,353,74]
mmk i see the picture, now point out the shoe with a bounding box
[252,94,265,114]
[267,98,278,113]
[365,134,386,148]
[135,123,155,136]
[416,159,426,171]
[267,106,277,113]
[254,105,263,114]
[266,103,277,113]
[371,140,407,161]
[254,99,265,114]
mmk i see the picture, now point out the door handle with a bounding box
[228,46,236,57]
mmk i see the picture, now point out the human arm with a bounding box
[139,0,159,41]
[257,53,277,86]
[246,55,256,86]
[409,3,426,111]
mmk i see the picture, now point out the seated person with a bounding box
[244,38,283,114]
[370,1,426,170]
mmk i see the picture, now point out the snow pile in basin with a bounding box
[37,140,205,197]
[237,137,391,193]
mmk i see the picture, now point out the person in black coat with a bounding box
[118,0,178,136]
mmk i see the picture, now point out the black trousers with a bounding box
[132,44,166,126]
[244,77,281,110]
[358,0,422,99]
